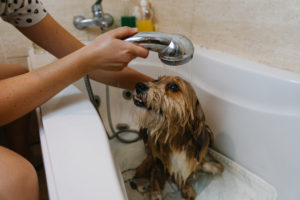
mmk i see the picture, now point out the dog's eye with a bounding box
[166,82,180,92]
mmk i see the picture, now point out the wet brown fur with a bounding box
[133,76,223,200]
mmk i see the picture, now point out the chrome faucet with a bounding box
[125,32,194,66]
[73,0,113,31]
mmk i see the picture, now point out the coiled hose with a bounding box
[83,75,139,143]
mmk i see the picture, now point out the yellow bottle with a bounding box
[137,0,154,32]
[137,20,154,32]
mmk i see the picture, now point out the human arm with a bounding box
[0,26,148,125]
[0,49,88,125]
[17,14,153,89]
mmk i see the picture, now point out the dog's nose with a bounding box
[136,82,149,94]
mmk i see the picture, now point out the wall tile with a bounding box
[191,0,300,73]
[0,37,6,63]
[6,56,28,68]
[102,0,124,27]
[0,0,95,60]
[0,21,32,58]
[151,0,194,38]
[42,0,91,41]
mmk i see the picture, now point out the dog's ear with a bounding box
[195,124,214,161]
[192,99,214,146]
[191,99,205,137]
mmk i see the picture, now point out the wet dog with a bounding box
[133,76,223,200]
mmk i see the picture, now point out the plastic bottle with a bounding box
[132,6,141,27]
[137,0,154,32]
[120,0,136,27]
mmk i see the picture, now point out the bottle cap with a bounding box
[132,6,141,19]
[140,0,147,7]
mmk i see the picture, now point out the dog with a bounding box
[132,76,223,200]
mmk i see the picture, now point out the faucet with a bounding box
[73,0,113,31]
[125,32,194,66]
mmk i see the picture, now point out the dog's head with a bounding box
[133,76,211,143]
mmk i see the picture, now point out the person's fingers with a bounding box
[129,43,149,58]
[111,26,138,39]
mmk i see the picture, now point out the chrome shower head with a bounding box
[124,32,194,66]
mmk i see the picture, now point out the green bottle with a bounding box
[121,16,136,28]
[120,0,136,27]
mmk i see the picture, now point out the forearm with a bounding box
[0,49,88,125]
[89,67,153,90]
[17,14,84,58]
[0,13,151,125]
[18,14,152,88]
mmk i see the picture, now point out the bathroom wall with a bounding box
[101,0,300,74]
[0,0,102,68]
[150,0,300,74]
[0,0,299,74]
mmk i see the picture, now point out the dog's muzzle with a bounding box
[134,82,149,108]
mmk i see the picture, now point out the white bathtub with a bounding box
[28,45,300,200]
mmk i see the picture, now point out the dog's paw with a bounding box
[130,178,151,193]
[202,161,224,175]
[151,191,162,200]
[181,187,196,200]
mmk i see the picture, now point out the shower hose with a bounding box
[83,75,139,144]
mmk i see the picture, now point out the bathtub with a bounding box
[28,45,300,200]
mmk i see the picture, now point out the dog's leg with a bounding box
[131,155,153,193]
[150,163,167,200]
[201,160,224,175]
[180,182,196,200]
[135,155,154,178]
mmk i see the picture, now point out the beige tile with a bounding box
[102,0,129,28]
[250,26,300,73]
[2,36,32,58]
[87,27,102,41]
[191,0,300,74]
[0,21,32,58]
[0,54,5,63]
[6,56,29,68]
[43,0,91,41]
[0,37,6,63]
[151,0,194,38]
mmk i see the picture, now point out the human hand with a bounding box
[79,27,149,71]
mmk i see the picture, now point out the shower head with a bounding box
[124,32,194,66]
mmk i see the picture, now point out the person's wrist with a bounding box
[74,45,100,72]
